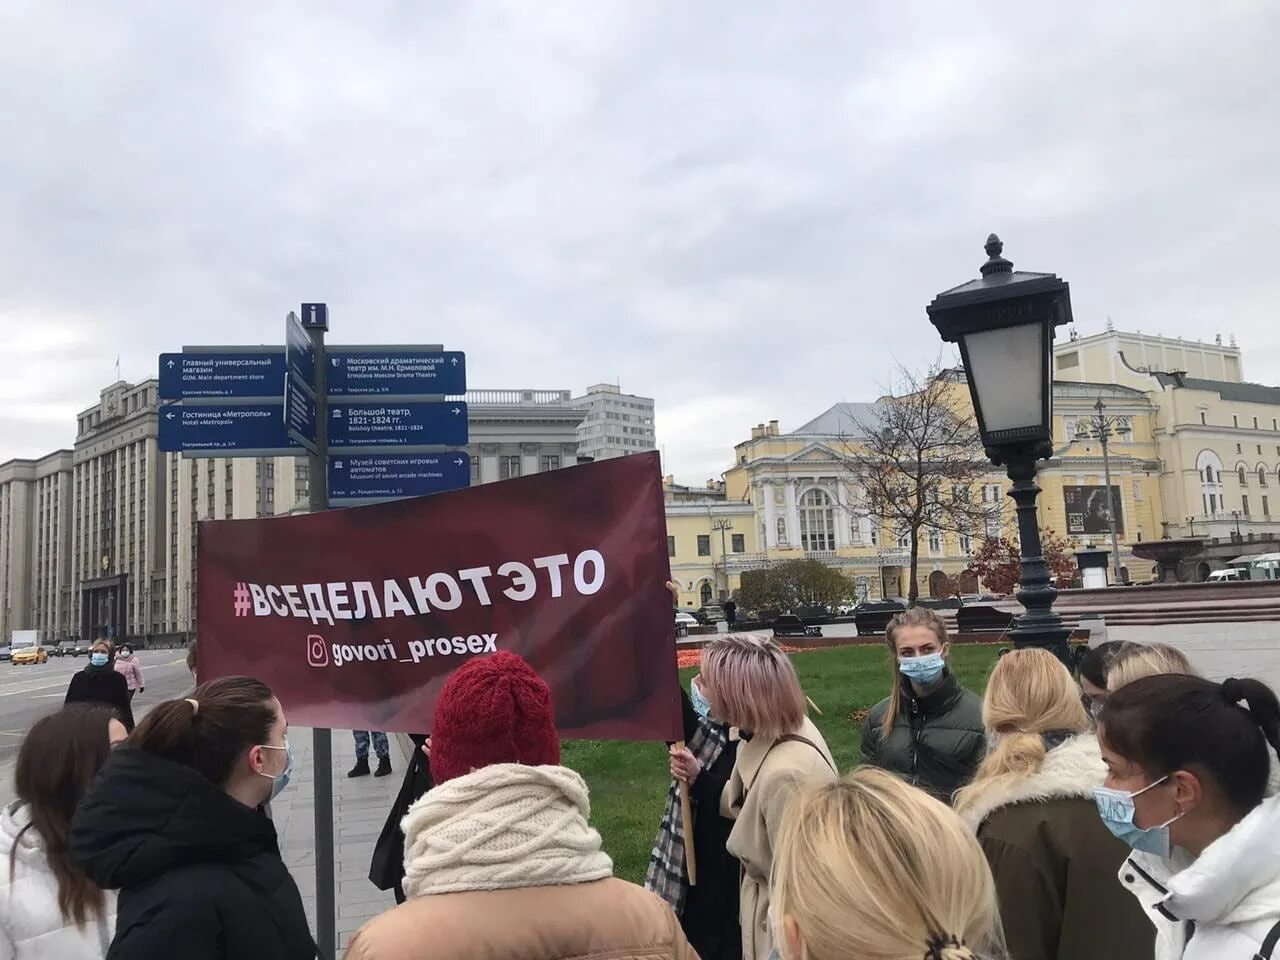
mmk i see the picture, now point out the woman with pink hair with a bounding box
[696,634,836,960]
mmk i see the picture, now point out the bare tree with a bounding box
[841,365,998,603]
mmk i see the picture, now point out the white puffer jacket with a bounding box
[1119,795,1280,959]
[0,801,116,960]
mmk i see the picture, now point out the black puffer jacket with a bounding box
[65,663,135,730]
[860,670,985,803]
[69,749,315,960]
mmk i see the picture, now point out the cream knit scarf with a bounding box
[400,763,614,899]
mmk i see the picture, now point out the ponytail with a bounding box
[129,676,276,787]
[1221,677,1280,762]
[1101,673,1280,815]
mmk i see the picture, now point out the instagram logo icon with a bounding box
[306,635,330,668]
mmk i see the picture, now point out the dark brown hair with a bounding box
[1100,674,1280,815]
[12,703,119,927]
[129,676,277,787]
[1077,641,1134,689]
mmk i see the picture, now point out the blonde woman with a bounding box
[860,607,984,802]
[702,634,836,960]
[1107,642,1197,692]
[953,649,1152,960]
[771,767,1007,960]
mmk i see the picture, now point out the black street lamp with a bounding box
[1232,509,1243,540]
[928,234,1074,665]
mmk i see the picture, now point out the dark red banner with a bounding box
[197,452,681,741]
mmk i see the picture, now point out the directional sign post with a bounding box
[329,453,471,503]
[329,401,469,448]
[284,379,318,454]
[159,351,286,401]
[328,348,466,397]
[286,312,316,397]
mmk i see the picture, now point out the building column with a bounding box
[522,444,539,478]
[785,482,800,548]
[834,480,849,548]
[762,484,777,548]
[480,445,499,485]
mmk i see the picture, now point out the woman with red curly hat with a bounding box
[345,651,698,960]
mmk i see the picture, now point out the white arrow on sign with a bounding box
[450,357,458,366]
[454,458,464,466]
[166,360,176,369]
[165,412,175,420]
[452,407,462,415]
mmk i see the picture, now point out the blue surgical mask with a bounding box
[90,652,109,667]
[258,739,293,798]
[1093,776,1182,856]
[899,652,946,685]
[690,679,712,720]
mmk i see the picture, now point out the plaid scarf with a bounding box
[644,713,729,914]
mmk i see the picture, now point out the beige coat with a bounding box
[721,717,837,960]
[344,878,698,960]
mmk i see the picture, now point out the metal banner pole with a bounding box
[307,316,336,960]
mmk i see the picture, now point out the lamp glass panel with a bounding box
[963,322,1045,435]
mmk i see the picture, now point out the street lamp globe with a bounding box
[927,234,1072,460]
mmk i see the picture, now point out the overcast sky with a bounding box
[2,1,1277,483]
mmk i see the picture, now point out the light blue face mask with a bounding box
[690,679,712,720]
[898,652,946,685]
[90,652,110,667]
[1093,775,1182,856]
[258,739,294,799]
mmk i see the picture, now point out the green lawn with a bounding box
[563,644,1001,883]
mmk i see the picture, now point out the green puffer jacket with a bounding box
[860,670,985,803]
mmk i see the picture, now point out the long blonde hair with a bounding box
[882,607,949,737]
[772,768,1006,960]
[953,648,1089,818]
[1106,642,1197,692]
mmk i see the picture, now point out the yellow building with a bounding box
[664,499,760,608]
[1055,328,1280,552]
[711,372,1163,600]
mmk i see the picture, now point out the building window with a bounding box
[799,489,836,552]
[540,455,561,472]
[1238,444,1244,454]
[959,532,972,554]
[732,533,745,553]
[500,456,521,480]
[1255,417,1260,429]
[1264,496,1271,518]
[1260,467,1269,488]
[1200,412,1207,425]
[928,528,942,554]
[1243,495,1251,517]
[1240,466,1249,487]
[1234,416,1239,428]
[697,535,711,557]
[897,529,911,550]
[667,536,676,557]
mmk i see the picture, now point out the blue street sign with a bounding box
[158,402,304,455]
[158,352,286,400]
[328,401,469,448]
[285,377,317,452]
[328,349,467,397]
[286,313,315,396]
[300,302,329,330]
[329,453,471,502]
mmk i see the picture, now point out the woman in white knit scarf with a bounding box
[344,651,697,960]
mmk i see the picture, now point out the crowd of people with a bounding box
[2,612,1279,960]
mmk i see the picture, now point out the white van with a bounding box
[1207,568,1244,582]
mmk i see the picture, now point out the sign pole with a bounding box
[306,313,336,960]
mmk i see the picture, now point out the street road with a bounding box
[0,649,193,807]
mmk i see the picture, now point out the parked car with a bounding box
[772,614,822,639]
[74,639,91,656]
[56,640,80,657]
[0,646,10,663]
[697,604,727,624]
[853,598,909,635]
[12,645,49,665]
[916,597,963,611]
[674,611,698,628]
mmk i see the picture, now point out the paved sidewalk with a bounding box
[273,729,411,955]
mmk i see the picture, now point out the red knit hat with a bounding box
[431,651,561,784]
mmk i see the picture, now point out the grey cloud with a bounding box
[1,1,1277,481]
